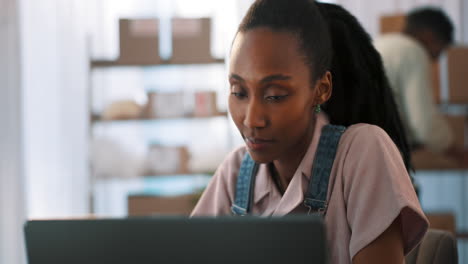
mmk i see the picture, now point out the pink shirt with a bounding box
[191,113,428,263]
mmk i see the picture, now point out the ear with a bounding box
[314,71,332,105]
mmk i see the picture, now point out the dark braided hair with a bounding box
[237,0,412,173]
[317,3,412,172]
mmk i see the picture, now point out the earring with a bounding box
[315,104,321,114]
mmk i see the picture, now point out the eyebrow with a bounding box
[229,73,292,84]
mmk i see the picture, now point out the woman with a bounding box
[192,1,428,263]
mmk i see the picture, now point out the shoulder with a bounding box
[374,33,419,51]
[190,145,248,216]
[221,145,248,171]
[339,123,396,153]
[337,123,406,181]
[214,145,248,182]
[342,123,387,138]
[374,33,428,63]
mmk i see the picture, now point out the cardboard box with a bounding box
[440,46,468,104]
[445,114,466,148]
[194,91,218,117]
[379,14,406,34]
[118,18,161,64]
[170,18,212,63]
[146,145,190,175]
[425,212,456,235]
[145,92,186,119]
[412,114,467,170]
[128,193,201,216]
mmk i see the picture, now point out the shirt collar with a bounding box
[252,113,331,214]
[253,164,272,204]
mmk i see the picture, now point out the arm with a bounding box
[343,125,428,261]
[400,48,453,153]
[353,217,405,264]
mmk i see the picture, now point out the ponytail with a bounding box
[318,3,412,172]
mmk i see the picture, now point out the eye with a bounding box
[230,84,247,99]
[264,84,289,102]
[265,95,288,102]
[231,92,247,99]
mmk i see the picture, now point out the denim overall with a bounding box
[231,124,346,216]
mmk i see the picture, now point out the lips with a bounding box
[245,137,274,151]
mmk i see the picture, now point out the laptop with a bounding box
[24,216,327,264]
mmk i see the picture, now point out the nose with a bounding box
[243,99,267,129]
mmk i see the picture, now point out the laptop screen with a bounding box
[24,216,326,264]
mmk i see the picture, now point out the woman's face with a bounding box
[228,27,329,163]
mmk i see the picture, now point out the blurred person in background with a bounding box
[374,7,468,165]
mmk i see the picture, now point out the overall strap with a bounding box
[304,124,346,216]
[231,153,258,216]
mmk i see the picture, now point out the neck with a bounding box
[272,117,316,191]
[404,31,428,50]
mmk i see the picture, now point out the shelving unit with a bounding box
[88,60,237,215]
[84,12,250,215]
[91,111,228,123]
[87,45,240,216]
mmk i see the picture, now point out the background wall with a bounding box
[0,0,25,263]
[333,0,466,43]
[20,0,90,218]
[1,0,467,263]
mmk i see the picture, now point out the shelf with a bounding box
[92,111,228,124]
[90,58,225,68]
[129,174,212,197]
[92,115,235,147]
[92,115,230,134]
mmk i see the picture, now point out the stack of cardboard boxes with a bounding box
[117,17,216,64]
